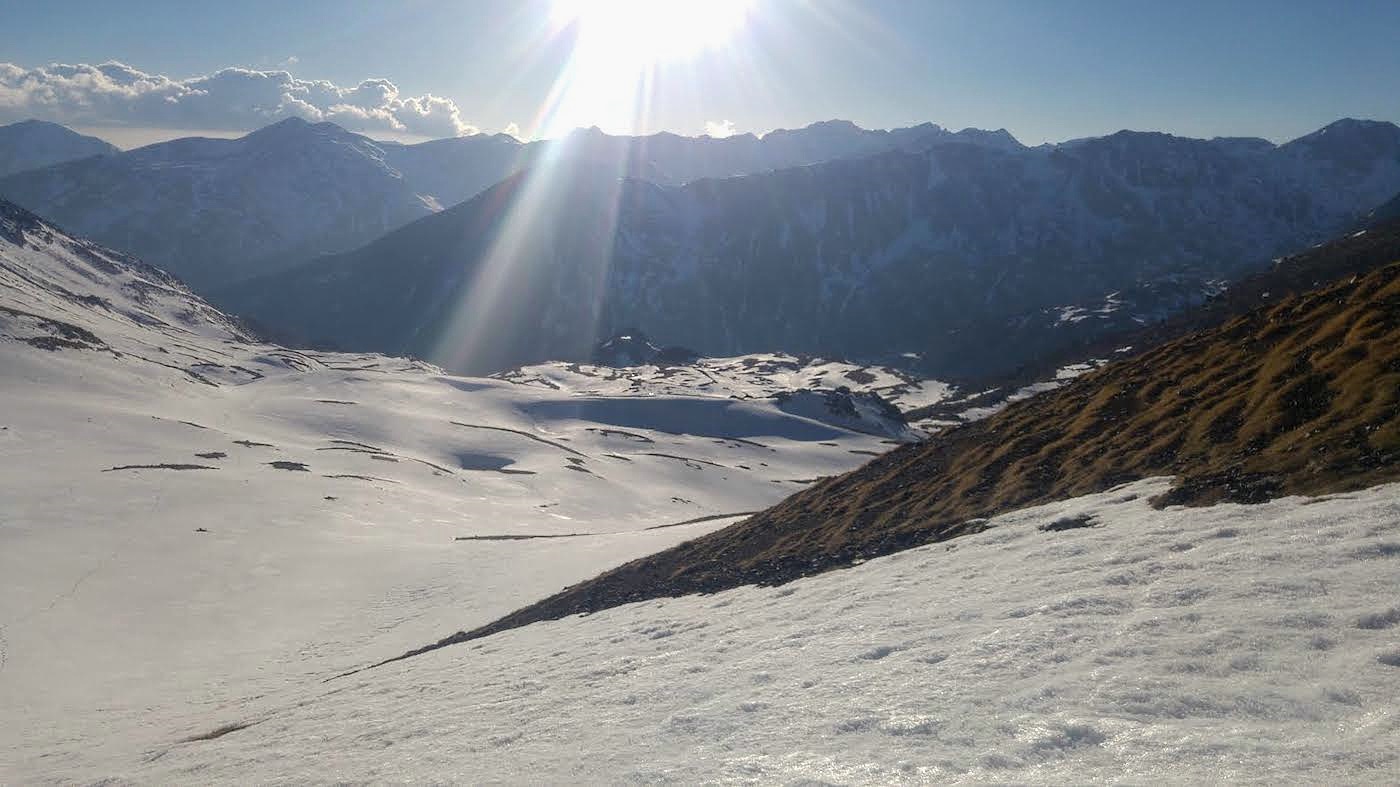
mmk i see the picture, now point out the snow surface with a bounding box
[31,478,1400,784]
[0,211,911,779]
[499,353,954,415]
[500,353,956,439]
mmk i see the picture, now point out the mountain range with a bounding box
[221,118,1400,378]
[0,117,1013,288]
[7,116,1398,380]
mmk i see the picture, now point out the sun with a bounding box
[532,0,755,137]
[552,0,754,66]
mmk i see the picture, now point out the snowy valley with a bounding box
[0,200,944,778]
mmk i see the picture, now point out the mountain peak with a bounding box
[1315,117,1396,134]
[0,119,121,177]
[1285,117,1400,146]
[242,116,355,145]
[1280,118,1400,168]
[805,119,863,132]
[8,118,60,129]
[952,127,1023,149]
[0,118,112,140]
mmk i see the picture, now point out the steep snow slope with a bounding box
[225,119,1400,378]
[58,478,1400,784]
[0,201,909,777]
[0,120,118,178]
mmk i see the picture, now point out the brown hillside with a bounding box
[366,238,1400,670]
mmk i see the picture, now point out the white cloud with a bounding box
[704,119,737,138]
[502,122,522,139]
[0,61,478,138]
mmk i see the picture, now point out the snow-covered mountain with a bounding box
[0,118,1021,288]
[0,119,118,178]
[0,118,441,288]
[224,118,1400,378]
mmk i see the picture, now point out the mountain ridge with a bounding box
[221,118,1400,378]
[0,116,1030,287]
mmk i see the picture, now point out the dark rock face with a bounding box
[591,334,662,366]
[588,334,702,368]
[222,121,1400,379]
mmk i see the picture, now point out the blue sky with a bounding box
[3,0,1397,146]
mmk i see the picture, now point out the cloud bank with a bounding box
[0,61,478,138]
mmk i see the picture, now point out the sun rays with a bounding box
[431,2,760,372]
[430,1,878,373]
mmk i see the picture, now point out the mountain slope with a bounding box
[0,119,118,177]
[225,119,1400,378]
[1366,190,1400,227]
[937,202,1400,405]
[1,197,249,358]
[399,220,1400,649]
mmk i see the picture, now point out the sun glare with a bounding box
[553,0,753,65]
[436,0,759,370]
[529,0,755,138]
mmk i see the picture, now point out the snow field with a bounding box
[113,478,1400,784]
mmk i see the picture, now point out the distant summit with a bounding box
[0,119,119,178]
[0,121,437,288]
